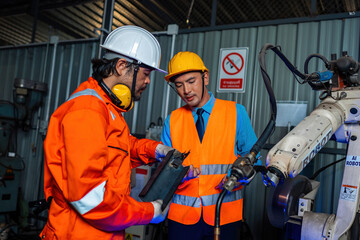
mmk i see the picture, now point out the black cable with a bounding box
[271,46,308,79]
[214,189,227,235]
[310,157,346,180]
[249,44,278,156]
[304,54,330,74]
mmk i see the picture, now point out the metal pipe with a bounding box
[97,0,115,58]
[145,72,156,130]
[131,101,139,133]
[54,46,65,109]
[163,33,176,121]
[65,45,75,98]
[76,44,86,89]
[44,36,59,124]
[211,0,218,26]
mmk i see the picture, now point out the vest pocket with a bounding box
[108,145,128,155]
[106,141,129,176]
[107,143,128,165]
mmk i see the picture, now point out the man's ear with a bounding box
[203,71,209,86]
[115,58,128,76]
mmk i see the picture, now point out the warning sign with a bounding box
[217,47,248,93]
[340,184,357,202]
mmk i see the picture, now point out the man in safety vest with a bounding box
[40,26,174,240]
[161,51,257,239]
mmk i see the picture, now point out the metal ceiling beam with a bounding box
[0,0,100,17]
[0,22,30,44]
[160,1,187,25]
[229,0,249,22]
[140,0,177,24]
[75,5,102,25]
[98,0,114,58]
[31,0,39,42]
[116,1,162,31]
[0,18,32,41]
[178,11,360,34]
[196,0,212,25]
[112,12,137,28]
[311,0,317,15]
[131,1,168,30]
[111,16,129,27]
[58,7,99,33]
[51,8,96,37]
[216,2,234,25]
[211,0,217,26]
[244,0,262,20]
[37,13,85,38]
[14,15,48,42]
[39,0,102,11]
[114,2,151,30]
[101,0,114,33]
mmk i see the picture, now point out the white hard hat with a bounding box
[101,25,166,73]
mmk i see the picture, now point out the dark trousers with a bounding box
[168,217,242,240]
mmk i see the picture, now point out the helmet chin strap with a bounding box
[131,64,140,101]
[201,73,205,100]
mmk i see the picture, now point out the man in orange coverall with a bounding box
[40,26,174,240]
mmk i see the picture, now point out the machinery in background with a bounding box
[0,78,47,157]
[0,78,47,238]
[218,44,360,240]
[12,78,47,132]
[264,52,360,239]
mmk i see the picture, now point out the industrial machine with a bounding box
[218,44,360,240]
[0,78,47,237]
[0,78,47,154]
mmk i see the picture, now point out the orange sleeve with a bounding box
[129,135,159,168]
[61,106,154,231]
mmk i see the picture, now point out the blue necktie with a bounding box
[196,108,205,142]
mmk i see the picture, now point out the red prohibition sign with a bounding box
[222,52,244,75]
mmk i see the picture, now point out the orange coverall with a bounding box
[40,77,158,240]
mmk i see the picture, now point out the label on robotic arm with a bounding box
[300,129,332,171]
[345,155,360,167]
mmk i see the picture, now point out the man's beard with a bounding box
[132,93,141,101]
[133,93,141,101]
[133,87,147,101]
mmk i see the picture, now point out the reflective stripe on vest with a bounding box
[201,164,232,175]
[168,99,240,225]
[70,180,106,215]
[172,163,233,208]
[202,189,243,206]
[172,194,201,208]
[172,189,243,207]
[67,88,116,120]
[68,88,103,102]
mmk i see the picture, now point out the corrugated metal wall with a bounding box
[0,17,359,239]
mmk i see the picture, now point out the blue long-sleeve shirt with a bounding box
[161,92,257,157]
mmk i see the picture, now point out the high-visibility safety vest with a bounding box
[168,99,243,226]
[40,77,158,240]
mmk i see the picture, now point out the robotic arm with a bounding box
[264,51,360,239]
[266,94,345,183]
[266,52,360,184]
[218,44,360,240]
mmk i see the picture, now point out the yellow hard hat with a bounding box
[165,51,208,82]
